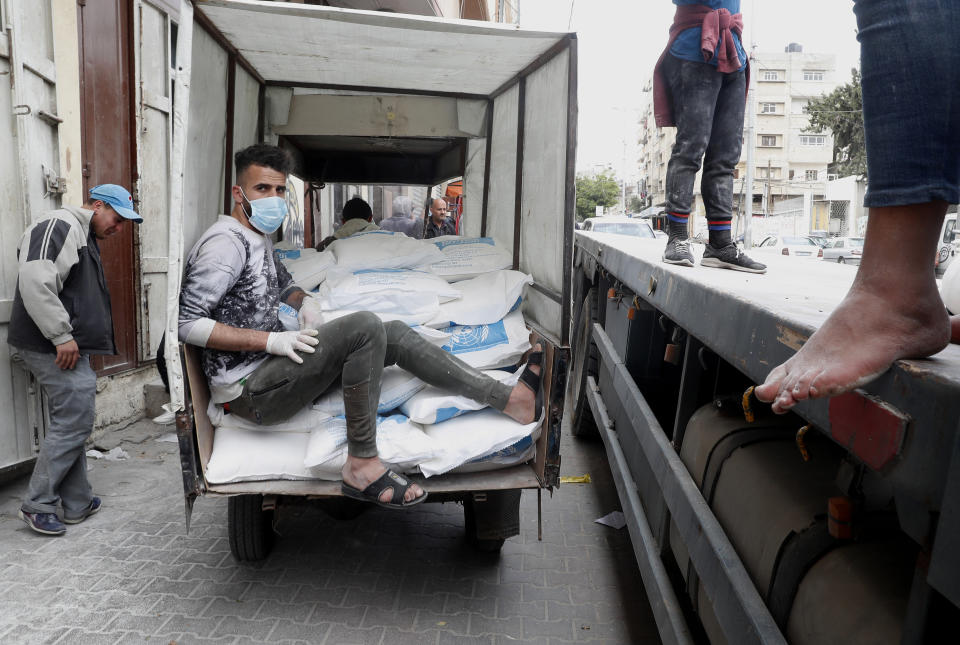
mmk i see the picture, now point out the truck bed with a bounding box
[576,231,960,534]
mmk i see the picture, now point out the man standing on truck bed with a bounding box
[653,0,766,273]
[756,0,959,411]
[316,197,379,251]
[9,185,142,536]
[178,144,543,508]
[379,195,423,239]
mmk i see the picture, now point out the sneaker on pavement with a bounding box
[701,244,767,274]
[63,497,102,525]
[18,509,66,536]
[663,237,695,267]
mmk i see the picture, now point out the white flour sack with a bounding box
[330,230,443,270]
[417,408,539,477]
[320,267,460,310]
[436,308,531,370]
[429,236,513,282]
[426,269,533,327]
[205,428,313,484]
[312,366,425,417]
[277,248,336,291]
[400,369,521,424]
[304,414,437,474]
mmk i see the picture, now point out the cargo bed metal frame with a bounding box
[571,232,960,644]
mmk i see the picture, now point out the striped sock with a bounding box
[708,219,732,247]
[667,212,689,238]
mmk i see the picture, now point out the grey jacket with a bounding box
[8,206,116,355]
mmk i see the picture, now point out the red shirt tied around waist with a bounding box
[653,4,750,128]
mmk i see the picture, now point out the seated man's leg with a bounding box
[383,321,539,425]
[228,312,422,503]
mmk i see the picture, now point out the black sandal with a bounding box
[341,469,427,509]
[518,345,545,422]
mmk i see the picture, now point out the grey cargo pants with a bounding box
[14,348,97,516]
[226,311,514,458]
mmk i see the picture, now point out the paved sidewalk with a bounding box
[0,418,660,645]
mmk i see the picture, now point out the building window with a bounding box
[799,134,826,146]
[805,170,819,181]
[789,170,795,180]
[760,102,778,114]
[803,70,825,81]
[792,99,808,114]
[762,70,781,81]
[758,167,782,179]
[760,135,778,147]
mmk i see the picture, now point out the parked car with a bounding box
[752,234,823,259]
[581,216,656,238]
[652,229,667,240]
[821,236,864,264]
[936,213,958,277]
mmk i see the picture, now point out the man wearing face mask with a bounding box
[9,184,142,535]
[179,145,543,509]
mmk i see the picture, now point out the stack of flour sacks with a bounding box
[204,231,541,484]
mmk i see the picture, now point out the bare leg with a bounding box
[502,344,542,425]
[755,203,951,413]
[342,455,423,504]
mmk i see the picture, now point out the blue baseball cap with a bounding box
[89,184,142,223]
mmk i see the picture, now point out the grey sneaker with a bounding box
[701,244,767,273]
[663,236,694,267]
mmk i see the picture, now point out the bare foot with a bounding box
[755,284,949,413]
[503,344,541,424]
[952,315,960,343]
[341,456,423,504]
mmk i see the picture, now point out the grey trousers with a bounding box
[14,347,96,516]
[227,312,514,458]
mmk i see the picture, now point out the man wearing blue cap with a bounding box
[8,184,142,535]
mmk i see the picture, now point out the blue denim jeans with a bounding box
[855,0,960,207]
[663,54,746,222]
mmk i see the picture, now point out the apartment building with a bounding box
[638,45,839,234]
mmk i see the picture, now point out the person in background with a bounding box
[424,198,457,239]
[379,195,422,239]
[316,197,379,251]
[9,184,142,535]
[653,0,766,273]
[756,0,958,411]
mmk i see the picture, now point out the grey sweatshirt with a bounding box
[179,216,303,403]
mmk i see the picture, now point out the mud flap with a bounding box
[467,489,522,541]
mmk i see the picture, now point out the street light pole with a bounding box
[742,1,757,248]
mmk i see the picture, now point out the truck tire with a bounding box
[228,494,275,562]
[566,288,599,437]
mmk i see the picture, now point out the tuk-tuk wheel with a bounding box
[228,494,275,561]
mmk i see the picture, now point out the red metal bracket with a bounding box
[828,391,910,471]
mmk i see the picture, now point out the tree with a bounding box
[804,68,866,177]
[575,171,620,221]
[627,195,644,213]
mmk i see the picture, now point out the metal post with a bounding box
[742,7,757,248]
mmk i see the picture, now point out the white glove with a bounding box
[265,329,319,364]
[297,296,326,331]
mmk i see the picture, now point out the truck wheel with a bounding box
[565,288,599,438]
[228,494,275,562]
[463,500,506,553]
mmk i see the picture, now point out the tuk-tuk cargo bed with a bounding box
[575,231,960,542]
[203,464,541,497]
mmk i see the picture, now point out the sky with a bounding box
[516,0,861,179]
